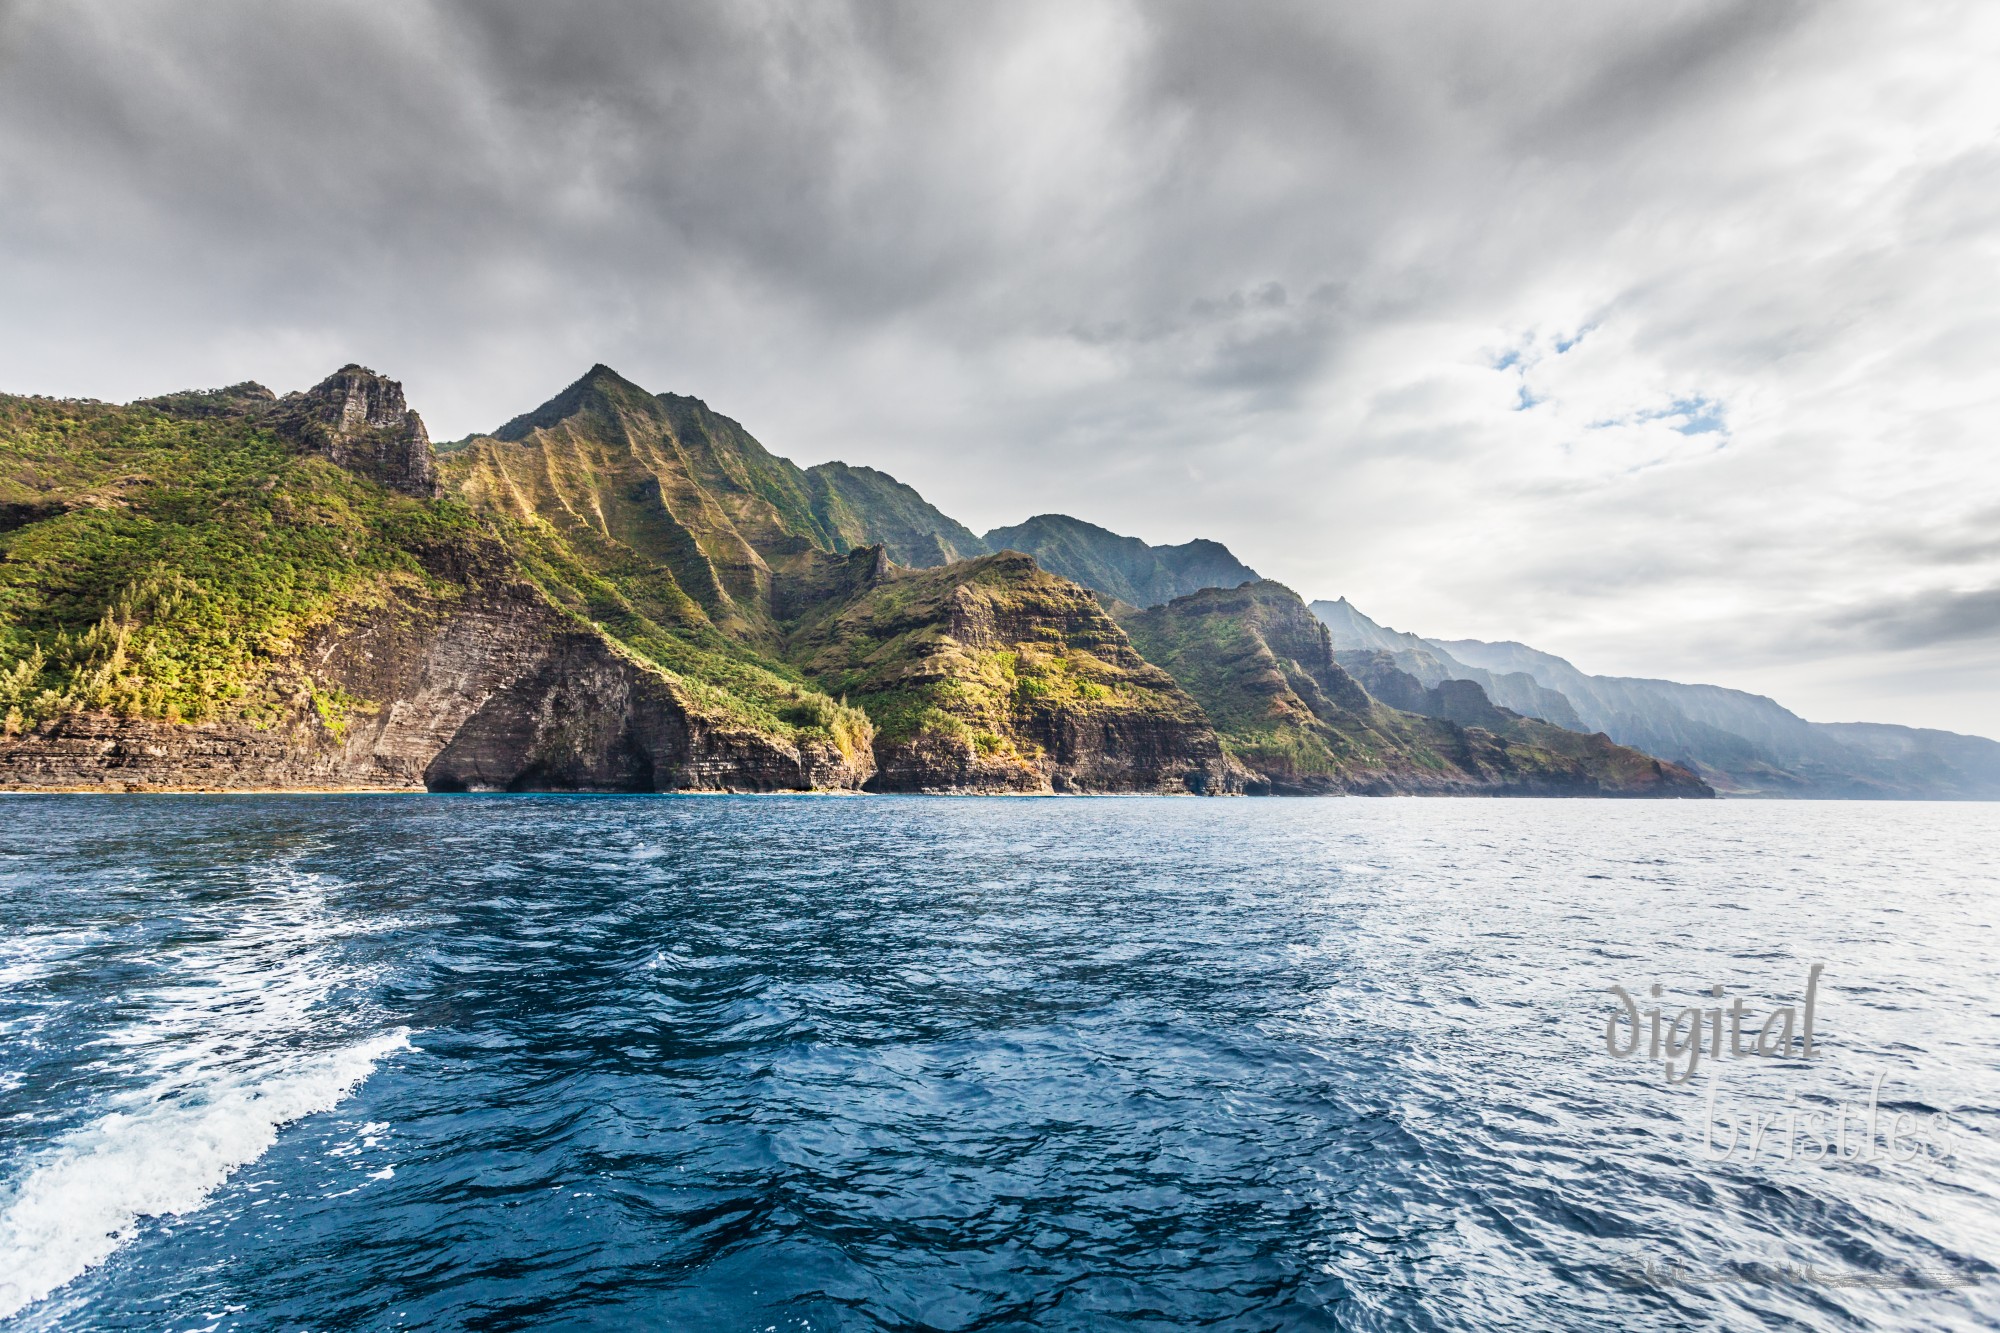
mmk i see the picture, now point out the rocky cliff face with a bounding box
[1120,581,1413,793]
[443,369,1249,794]
[0,373,872,792]
[0,568,873,793]
[0,564,876,788]
[272,365,438,498]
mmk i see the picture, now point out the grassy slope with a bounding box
[785,552,1209,770]
[450,366,989,622]
[492,516,873,758]
[804,461,987,568]
[1118,581,1455,786]
[448,368,815,642]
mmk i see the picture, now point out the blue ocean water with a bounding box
[0,796,1994,1331]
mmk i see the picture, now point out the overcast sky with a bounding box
[3,0,1996,734]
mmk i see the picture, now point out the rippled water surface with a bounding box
[0,796,1995,1331]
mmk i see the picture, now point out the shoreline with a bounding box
[1,785,1734,799]
[0,786,1984,801]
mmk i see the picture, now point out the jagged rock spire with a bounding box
[274,365,437,497]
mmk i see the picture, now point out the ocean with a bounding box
[0,796,1993,1331]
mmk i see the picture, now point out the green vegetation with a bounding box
[447,373,1204,778]
[0,389,870,763]
[445,366,855,644]
[1119,581,1436,785]
[495,511,872,758]
[785,553,1205,772]
[0,395,473,732]
[0,364,1701,796]
[982,514,1259,609]
[804,460,987,568]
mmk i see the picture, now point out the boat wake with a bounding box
[0,861,411,1318]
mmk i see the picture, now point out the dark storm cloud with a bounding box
[1505,0,1807,151]
[0,0,1996,733]
[0,0,1822,390]
[1836,586,2000,650]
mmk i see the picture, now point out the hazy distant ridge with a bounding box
[1308,600,1999,798]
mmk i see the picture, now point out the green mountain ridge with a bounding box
[804,461,987,568]
[1309,597,1584,728]
[980,514,1262,609]
[0,369,878,791]
[755,458,1267,610]
[783,552,1239,793]
[0,362,1711,796]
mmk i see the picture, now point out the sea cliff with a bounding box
[0,365,1709,797]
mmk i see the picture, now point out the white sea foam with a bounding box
[0,1028,409,1318]
[0,926,106,990]
[0,859,416,1318]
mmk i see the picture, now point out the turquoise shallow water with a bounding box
[0,796,1994,1331]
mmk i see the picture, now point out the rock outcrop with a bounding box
[273,365,438,497]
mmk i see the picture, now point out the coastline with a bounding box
[0,785,1727,798]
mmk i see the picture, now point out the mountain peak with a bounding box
[803,460,987,568]
[996,513,1114,539]
[580,362,645,390]
[491,364,656,441]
